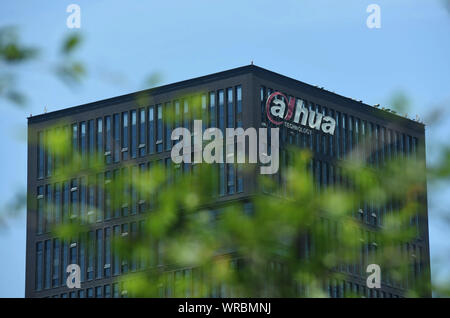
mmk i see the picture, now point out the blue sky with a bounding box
[0,0,449,297]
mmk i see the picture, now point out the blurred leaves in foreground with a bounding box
[37,110,436,297]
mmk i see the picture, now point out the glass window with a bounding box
[104,285,111,298]
[87,288,93,298]
[44,240,51,289]
[219,163,225,196]
[131,166,138,215]
[79,239,85,282]
[104,227,111,278]
[52,239,60,287]
[156,105,163,152]
[201,94,207,131]
[61,240,68,283]
[45,130,52,177]
[80,177,86,224]
[38,132,45,179]
[139,164,146,213]
[148,106,155,154]
[218,90,224,132]
[139,108,146,157]
[227,88,234,128]
[113,114,120,163]
[113,283,119,298]
[72,123,78,157]
[209,92,216,128]
[80,122,87,163]
[105,116,112,164]
[130,222,137,271]
[70,179,78,219]
[121,224,129,274]
[96,286,102,298]
[36,186,44,234]
[96,229,103,279]
[104,172,110,220]
[113,225,120,276]
[69,241,77,265]
[113,169,121,218]
[96,118,103,163]
[54,183,61,224]
[165,102,172,151]
[131,110,137,158]
[183,99,190,130]
[121,167,129,216]
[87,231,94,280]
[260,86,266,124]
[88,119,95,165]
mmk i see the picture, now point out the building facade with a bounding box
[26,65,431,298]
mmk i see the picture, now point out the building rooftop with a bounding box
[28,64,424,130]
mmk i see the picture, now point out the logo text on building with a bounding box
[266,92,336,136]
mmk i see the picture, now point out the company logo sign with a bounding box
[266,92,336,136]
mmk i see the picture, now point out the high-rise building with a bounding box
[26,65,431,298]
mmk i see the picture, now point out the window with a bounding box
[121,167,129,216]
[218,90,225,132]
[69,241,77,267]
[183,99,190,130]
[209,92,216,128]
[113,114,120,163]
[52,239,60,287]
[335,112,340,158]
[156,105,163,152]
[87,231,94,280]
[113,283,119,298]
[79,239,85,282]
[104,172,111,220]
[88,119,95,165]
[260,86,266,125]
[54,183,61,224]
[139,164,146,213]
[70,179,78,219]
[62,240,68,282]
[36,242,42,290]
[201,94,207,131]
[44,240,51,289]
[96,286,102,298]
[72,123,78,157]
[104,285,111,298]
[88,178,96,223]
[38,132,45,179]
[139,108,146,157]
[219,163,225,196]
[87,288,93,298]
[130,222,137,271]
[36,186,44,234]
[113,225,120,276]
[122,223,129,274]
[45,130,52,177]
[105,116,112,164]
[341,114,347,156]
[165,102,172,151]
[80,177,86,224]
[96,118,103,163]
[148,106,155,154]
[131,166,138,215]
[236,86,243,193]
[80,122,87,163]
[131,110,137,158]
[114,169,121,218]
[96,229,103,279]
[104,227,111,278]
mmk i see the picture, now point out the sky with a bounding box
[0,0,449,297]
